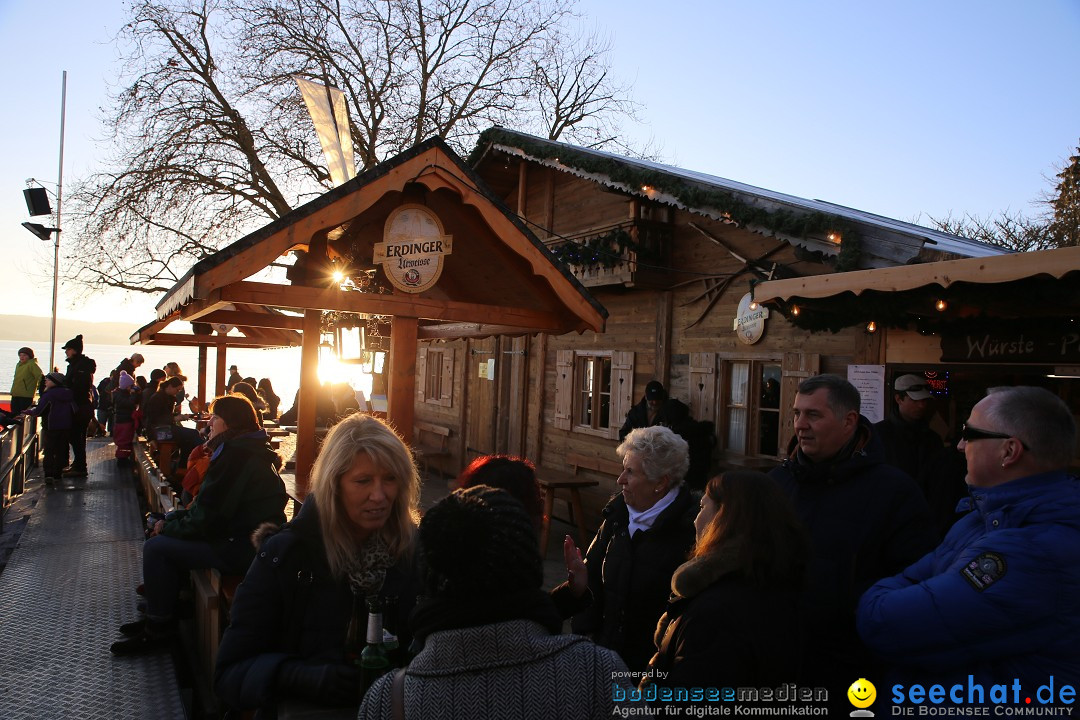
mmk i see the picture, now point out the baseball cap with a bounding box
[645,381,666,401]
[894,374,932,401]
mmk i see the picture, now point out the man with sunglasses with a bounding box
[858,386,1080,692]
[876,374,967,538]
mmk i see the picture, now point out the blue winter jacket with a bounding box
[857,470,1080,689]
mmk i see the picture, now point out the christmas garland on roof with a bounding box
[548,228,655,269]
[471,127,863,272]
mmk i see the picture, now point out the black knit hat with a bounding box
[62,334,83,353]
[419,486,542,599]
[17,347,34,358]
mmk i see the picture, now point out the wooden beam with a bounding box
[418,323,540,339]
[218,281,571,331]
[139,333,288,349]
[294,310,322,499]
[655,291,673,388]
[388,316,418,444]
[198,309,304,330]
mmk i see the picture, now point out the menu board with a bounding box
[847,365,886,424]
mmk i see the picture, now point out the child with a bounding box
[112,371,139,465]
[19,372,76,483]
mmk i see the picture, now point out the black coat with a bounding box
[769,416,936,691]
[644,548,802,690]
[214,500,421,715]
[64,352,97,407]
[569,487,696,674]
[618,397,690,441]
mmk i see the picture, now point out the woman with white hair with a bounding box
[559,425,697,675]
[215,413,422,718]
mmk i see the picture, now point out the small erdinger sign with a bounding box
[373,204,453,294]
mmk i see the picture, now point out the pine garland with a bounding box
[471,128,863,271]
[548,228,653,268]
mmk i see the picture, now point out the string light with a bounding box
[935,299,947,312]
[866,321,877,333]
[791,305,800,316]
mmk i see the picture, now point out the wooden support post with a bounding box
[388,316,418,444]
[294,309,322,498]
[197,345,208,406]
[528,333,547,464]
[215,340,227,396]
[656,291,673,388]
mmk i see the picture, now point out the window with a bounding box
[576,355,612,429]
[554,349,634,439]
[417,346,454,407]
[724,360,781,457]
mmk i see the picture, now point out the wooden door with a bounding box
[499,336,529,457]
[465,337,498,463]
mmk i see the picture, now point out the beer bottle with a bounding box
[359,595,390,697]
[343,591,365,665]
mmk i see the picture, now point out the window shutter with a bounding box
[608,351,635,439]
[689,352,717,422]
[438,349,454,407]
[779,352,819,452]
[554,350,574,430]
[417,346,428,402]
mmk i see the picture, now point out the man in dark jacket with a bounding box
[769,374,936,703]
[618,381,689,441]
[859,386,1080,695]
[876,374,967,538]
[62,334,96,477]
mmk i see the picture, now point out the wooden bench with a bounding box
[133,440,180,514]
[413,421,451,478]
[536,451,624,554]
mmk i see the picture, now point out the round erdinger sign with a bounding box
[373,204,453,294]
[733,292,769,345]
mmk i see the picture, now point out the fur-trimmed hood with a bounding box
[670,540,743,600]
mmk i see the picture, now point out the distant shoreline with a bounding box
[0,314,134,346]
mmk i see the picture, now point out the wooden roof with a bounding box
[130,305,303,348]
[155,137,606,337]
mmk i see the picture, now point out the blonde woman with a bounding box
[215,413,422,718]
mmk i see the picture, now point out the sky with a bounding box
[1,0,1078,328]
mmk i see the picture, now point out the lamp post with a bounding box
[20,71,66,373]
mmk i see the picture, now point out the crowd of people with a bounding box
[9,343,1078,715]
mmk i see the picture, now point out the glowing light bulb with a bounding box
[866,321,877,333]
[791,305,800,316]
[935,299,947,311]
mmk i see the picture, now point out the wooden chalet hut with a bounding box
[437,128,1008,524]
[144,137,606,495]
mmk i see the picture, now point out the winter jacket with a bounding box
[161,431,286,573]
[768,416,936,690]
[11,358,43,399]
[22,386,76,431]
[214,499,421,717]
[567,487,696,673]
[618,396,690,441]
[858,470,1080,689]
[643,545,802,691]
[359,619,631,720]
[64,352,97,406]
[112,388,138,424]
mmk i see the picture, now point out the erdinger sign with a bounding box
[733,292,769,345]
[373,204,453,294]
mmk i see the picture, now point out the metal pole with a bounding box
[49,71,67,373]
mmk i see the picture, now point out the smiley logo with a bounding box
[847,678,876,710]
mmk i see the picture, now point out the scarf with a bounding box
[628,486,679,536]
[670,540,744,599]
[343,532,394,596]
[410,588,563,644]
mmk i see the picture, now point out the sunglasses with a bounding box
[961,423,1029,450]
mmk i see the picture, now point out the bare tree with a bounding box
[927,210,1055,253]
[67,0,638,295]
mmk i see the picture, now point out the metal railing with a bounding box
[1,415,39,532]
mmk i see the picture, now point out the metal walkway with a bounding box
[0,439,185,720]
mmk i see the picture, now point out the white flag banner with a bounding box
[294,76,356,186]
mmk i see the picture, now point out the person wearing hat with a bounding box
[17,372,76,484]
[10,346,43,415]
[875,374,965,538]
[618,380,690,441]
[359,485,632,719]
[62,334,97,478]
[226,364,243,392]
[112,371,139,465]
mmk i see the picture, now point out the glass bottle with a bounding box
[343,591,365,665]
[359,595,390,697]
